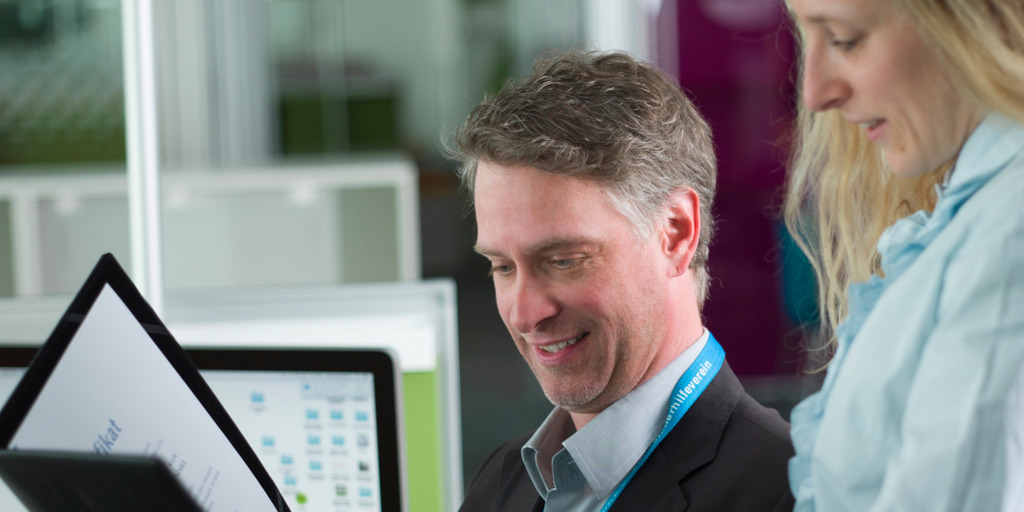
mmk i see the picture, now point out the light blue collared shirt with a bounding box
[789,113,1024,512]
[522,330,711,511]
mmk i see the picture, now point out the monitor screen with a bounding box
[204,369,381,506]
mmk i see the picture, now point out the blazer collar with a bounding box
[492,362,744,512]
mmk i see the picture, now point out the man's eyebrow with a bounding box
[473,237,598,257]
[532,238,598,254]
[473,244,500,257]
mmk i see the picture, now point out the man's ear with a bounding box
[661,187,700,278]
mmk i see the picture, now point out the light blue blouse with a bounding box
[789,113,1024,511]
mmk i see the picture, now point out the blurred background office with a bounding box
[0,0,818,506]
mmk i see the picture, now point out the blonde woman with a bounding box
[784,0,1024,510]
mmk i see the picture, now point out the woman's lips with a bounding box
[861,119,886,142]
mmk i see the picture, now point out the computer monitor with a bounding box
[188,348,403,512]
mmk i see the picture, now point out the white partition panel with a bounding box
[0,155,420,298]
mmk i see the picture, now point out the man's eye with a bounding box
[551,258,581,270]
[488,264,513,276]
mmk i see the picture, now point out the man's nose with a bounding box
[507,273,559,335]
[801,47,850,112]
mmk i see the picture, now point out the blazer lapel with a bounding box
[497,447,545,512]
[609,363,744,511]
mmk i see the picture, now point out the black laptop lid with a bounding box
[0,450,203,512]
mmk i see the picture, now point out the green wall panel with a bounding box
[402,372,442,512]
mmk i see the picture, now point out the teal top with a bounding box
[789,113,1024,511]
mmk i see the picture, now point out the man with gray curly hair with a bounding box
[453,51,793,511]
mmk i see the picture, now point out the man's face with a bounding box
[473,161,673,416]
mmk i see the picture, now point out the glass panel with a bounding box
[269,0,456,159]
[266,0,587,161]
[0,0,127,298]
[0,0,124,166]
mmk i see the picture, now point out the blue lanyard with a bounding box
[599,333,726,512]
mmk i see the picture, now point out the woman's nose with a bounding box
[801,46,850,112]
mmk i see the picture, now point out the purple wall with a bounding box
[675,0,802,376]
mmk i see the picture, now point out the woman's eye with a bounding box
[831,38,858,52]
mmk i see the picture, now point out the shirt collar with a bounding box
[946,112,1024,194]
[521,405,575,497]
[522,329,710,501]
[870,112,1024,288]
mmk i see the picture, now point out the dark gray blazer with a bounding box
[459,363,795,512]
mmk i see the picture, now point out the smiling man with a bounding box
[452,51,794,512]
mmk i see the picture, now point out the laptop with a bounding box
[0,254,289,512]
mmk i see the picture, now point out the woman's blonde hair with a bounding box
[784,0,1024,366]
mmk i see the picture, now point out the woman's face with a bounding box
[790,0,985,177]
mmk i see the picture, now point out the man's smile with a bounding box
[537,333,587,354]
